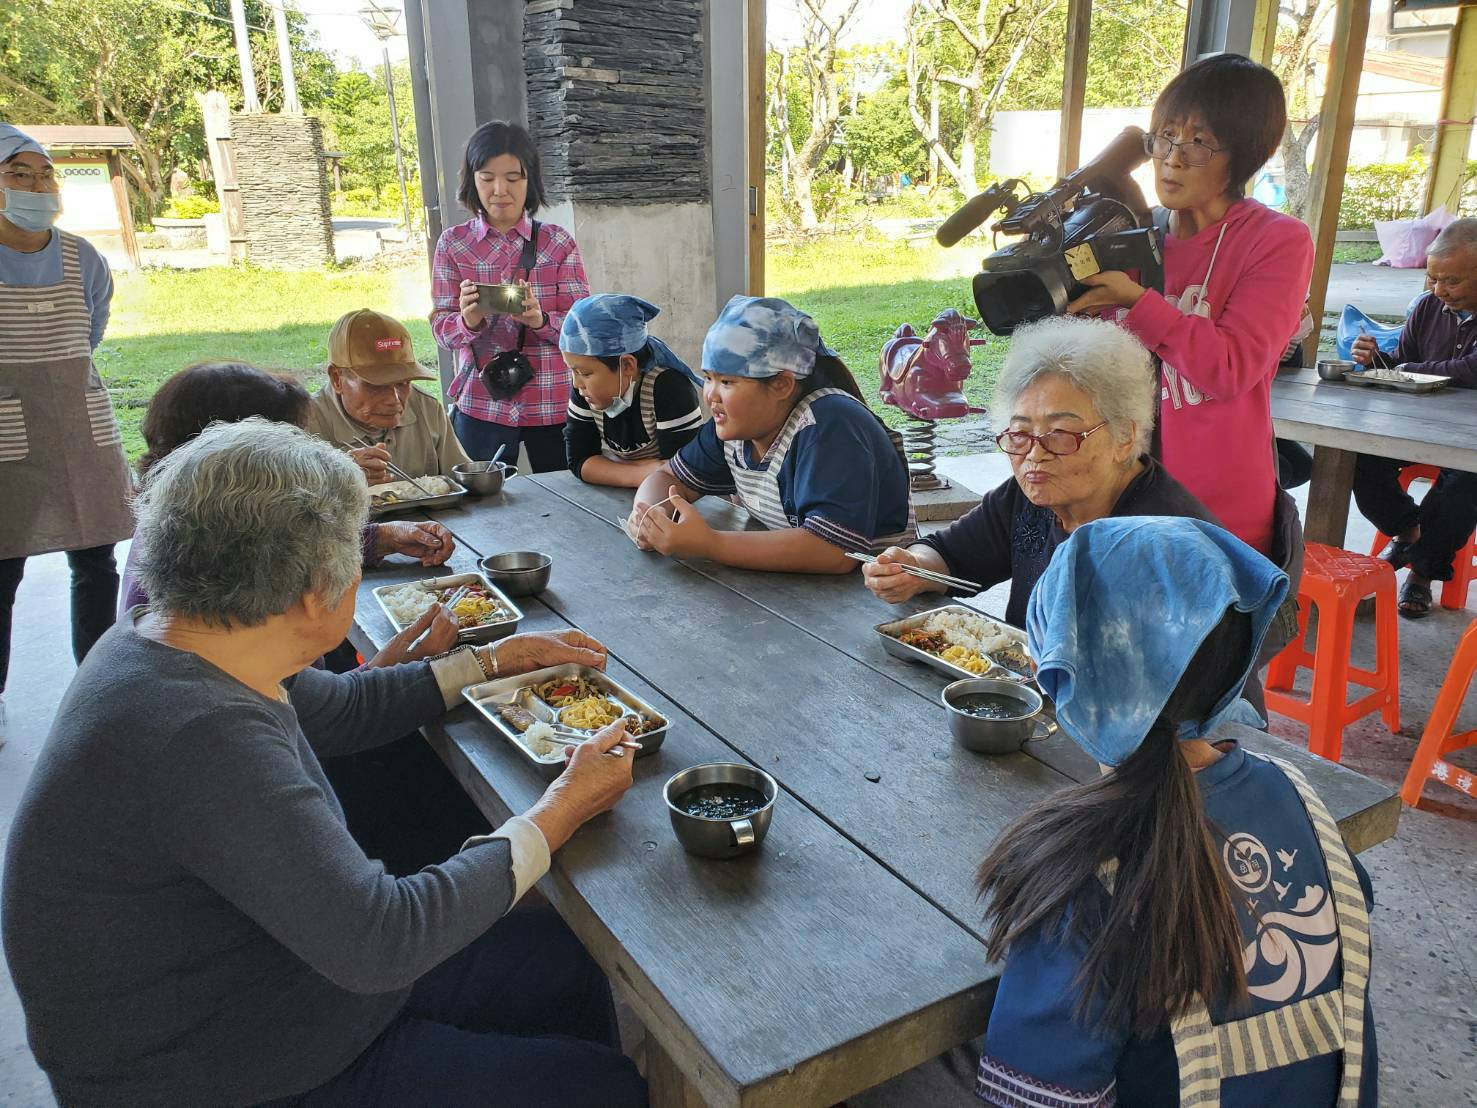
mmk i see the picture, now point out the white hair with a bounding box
[992,315,1157,456]
[1427,218,1477,259]
[133,418,367,627]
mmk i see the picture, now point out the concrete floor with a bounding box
[2,467,1475,1106]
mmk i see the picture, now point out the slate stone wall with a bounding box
[231,113,335,268]
[524,0,708,204]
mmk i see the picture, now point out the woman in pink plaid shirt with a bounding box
[432,122,590,472]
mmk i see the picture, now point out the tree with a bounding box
[904,0,1062,198]
[768,0,862,229]
[0,0,334,214]
[1270,0,1336,221]
[321,63,418,195]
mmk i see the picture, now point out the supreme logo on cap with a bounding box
[374,337,404,351]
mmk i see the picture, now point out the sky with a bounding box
[766,0,907,48]
[296,0,409,69]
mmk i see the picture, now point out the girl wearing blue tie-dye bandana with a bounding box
[626,296,916,573]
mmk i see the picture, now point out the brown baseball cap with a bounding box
[328,308,436,385]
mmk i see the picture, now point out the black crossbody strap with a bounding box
[512,220,541,352]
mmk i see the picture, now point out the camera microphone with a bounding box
[935,181,1020,248]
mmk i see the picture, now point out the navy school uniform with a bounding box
[668,389,916,554]
[564,366,704,477]
[977,743,1377,1108]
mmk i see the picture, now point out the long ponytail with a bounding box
[976,608,1252,1034]
[805,353,867,405]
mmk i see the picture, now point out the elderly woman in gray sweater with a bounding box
[1,420,646,1108]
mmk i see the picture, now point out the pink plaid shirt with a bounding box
[431,214,589,427]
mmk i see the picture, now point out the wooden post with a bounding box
[1249,0,1279,67]
[1303,0,1370,361]
[1057,0,1092,179]
[1424,5,1477,216]
[229,0,261,112]
[198,91,247,263]
[746,0,766,296]
[105,151,140,271]
[272,0,301,114]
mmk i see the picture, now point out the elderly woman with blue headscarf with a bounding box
[627,295,915,573]
[973,517,1376,1108]
[0,123,132,703]
[560,293,706,487]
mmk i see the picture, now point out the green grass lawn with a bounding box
[97,236,1004,459]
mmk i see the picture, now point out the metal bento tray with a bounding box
[874,604,1036,685]
[372,572,523,644]
[368,475,468,516]
[1341,369,1451,394]
[462,663,669,779]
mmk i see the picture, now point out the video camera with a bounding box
[936,126,1165,336]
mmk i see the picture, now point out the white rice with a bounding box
[520,722,565,761]
[379,583,440,628]
[369,476,456,500]
[921,610,1024,656]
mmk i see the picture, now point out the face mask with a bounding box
[602,370,637,418]
[2,188,60,232]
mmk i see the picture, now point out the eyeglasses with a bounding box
[1142,131,1227,168]
[1,166,58,186]
[995,421,1108,457]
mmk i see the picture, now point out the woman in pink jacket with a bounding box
[1068,54,1313,557]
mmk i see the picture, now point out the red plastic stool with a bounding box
[1367,463,1477,610]
[1401,618,1477,806]
[1265,543,1401,762]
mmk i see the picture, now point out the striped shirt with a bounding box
[431,214,589,427]
[564,368,705,477]
[0,230,112,350]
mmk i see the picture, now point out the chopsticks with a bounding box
[845,551,983,594]
[539,729,643,756]
[350,437,437,499]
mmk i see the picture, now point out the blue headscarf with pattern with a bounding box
[1025,516,1289,767]
[0,124,48,165]
[559,293,699,385]
[700,295,838,379]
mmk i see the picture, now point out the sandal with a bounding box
[1398,578,1433,620]
[1379,537,1416,571]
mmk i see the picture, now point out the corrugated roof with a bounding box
[23,125,135,150]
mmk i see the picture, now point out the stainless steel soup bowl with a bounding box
[479,550,553,597]
[664,763,777,859]
[940,678,1056,755]
[1316,358,1354,382]
[452,461,517,496]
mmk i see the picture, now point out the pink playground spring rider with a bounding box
[879,307,987,491]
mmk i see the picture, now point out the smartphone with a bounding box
[476,282,527,316]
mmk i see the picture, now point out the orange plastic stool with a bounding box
[1265,543,1401,762]
[1401,618,1477,806]
[1367,463,1477,611]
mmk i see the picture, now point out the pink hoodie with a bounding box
[1121,199,1313,555]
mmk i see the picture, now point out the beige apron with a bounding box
[0,232,134,559]
[1102,753,1371,1107]
[591,366,663,462]
[723,387,917,549]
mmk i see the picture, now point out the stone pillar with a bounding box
[524,0,717,364]
[229,113,335,268]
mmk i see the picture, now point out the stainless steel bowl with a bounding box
[1316,358,1354,382]
[452,461,517,496]
[940,678,1055,755]
[479,550,552,597]
[664,763,777,859]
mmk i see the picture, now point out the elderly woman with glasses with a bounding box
[2,420,645,1107]
[864,315,1215,627]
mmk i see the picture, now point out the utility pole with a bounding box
[361,3,413,231]
[229,0,261,112]
[273,2,301,114]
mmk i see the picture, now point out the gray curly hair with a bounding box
[992,315,1157,457]
[133,418,367,627]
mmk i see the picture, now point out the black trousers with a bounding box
[1352,456,1477,581]
[0,544,119,694]
[1275,439,1313,491]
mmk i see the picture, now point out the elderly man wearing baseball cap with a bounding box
[305,308,472,483]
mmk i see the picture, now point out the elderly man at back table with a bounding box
[305,308,472,483]
[1350,218,1477,619]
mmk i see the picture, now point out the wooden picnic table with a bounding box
[350,471,1401,1108]
[1270,365,1477,546]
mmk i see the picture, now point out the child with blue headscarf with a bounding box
[559,293,705,487]
[627,295,916,573]
[974,517,1376,1108]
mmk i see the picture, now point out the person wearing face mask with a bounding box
[0,123,133,710]
[627,295,916,573]
[431,121,589,473]
[560,293,705,488]
[1065,55,1313,563]
[304,308,472,482]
